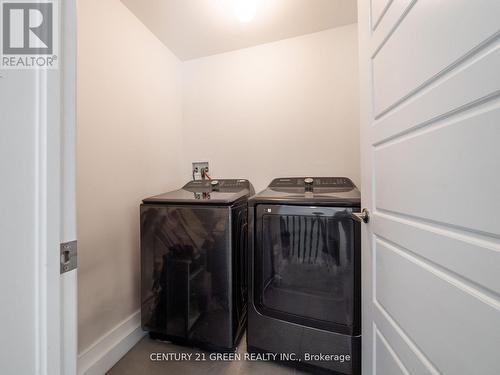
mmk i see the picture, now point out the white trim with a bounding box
[77,311,145,375]
[35,59,50,375]
[60,0,78,373]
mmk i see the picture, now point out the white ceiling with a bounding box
[121,0,357,61]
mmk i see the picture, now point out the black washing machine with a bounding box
[141,179,254,352]
[247,177,361,374]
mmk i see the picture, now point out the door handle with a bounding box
[352,208,370,223]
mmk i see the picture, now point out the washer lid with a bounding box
[142,179,254,205]
[251,177,360,206]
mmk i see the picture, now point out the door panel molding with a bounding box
[375,239,500,374]
[373,102,500,236]
[372,39,500,145]
[374,212,500,297]
[375,236,500,309]
[373,305,438,375]
[371,0,416,57]
[373,1,500,116]
[375,326,411,375]
[370,0,395,31]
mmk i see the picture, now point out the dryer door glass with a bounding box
[255,205,358,333]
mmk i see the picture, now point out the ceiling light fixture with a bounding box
[233,0,257,23]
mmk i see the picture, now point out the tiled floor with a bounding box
[108,334,308,375]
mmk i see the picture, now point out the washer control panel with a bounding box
[184,179,250,191]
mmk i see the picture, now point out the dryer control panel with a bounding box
[269,177,354,189]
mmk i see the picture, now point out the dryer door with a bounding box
[254,205,360,335]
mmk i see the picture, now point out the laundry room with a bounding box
[2,0,499,374]
[77,1,360,374]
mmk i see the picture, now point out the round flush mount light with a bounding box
[214,0,259,24]
[233,0,257,23]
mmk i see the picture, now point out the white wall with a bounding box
[77,0,183,354]
[181,24,360,192]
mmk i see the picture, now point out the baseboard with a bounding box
[78,310,146,375]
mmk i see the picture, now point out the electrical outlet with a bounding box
[192,162,209,180]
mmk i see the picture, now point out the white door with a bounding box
[0,1,77,374]
[358,0,500,374]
